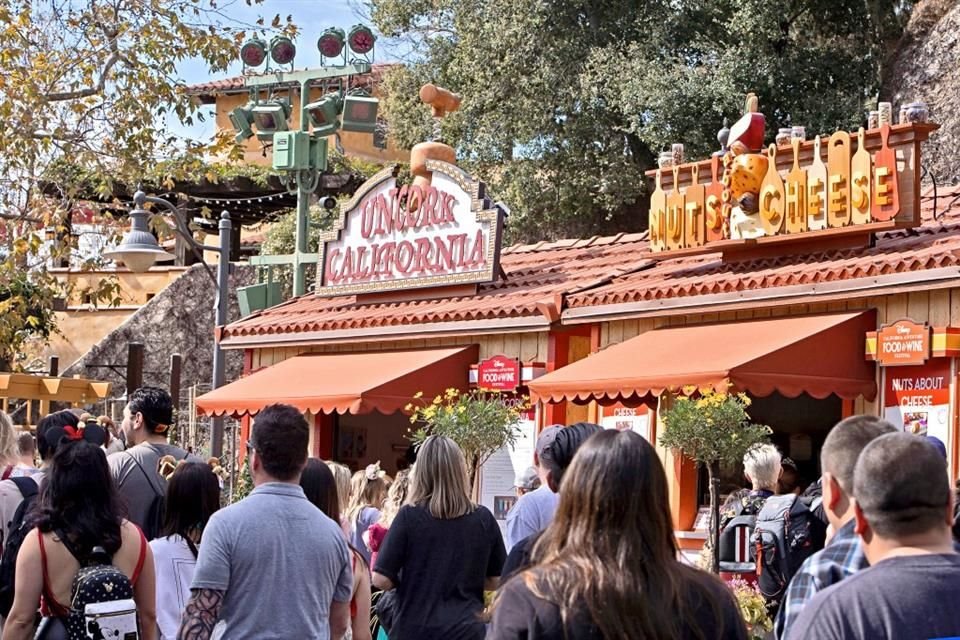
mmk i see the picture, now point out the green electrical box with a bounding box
[272,131,312,171]
[310,137,329,172]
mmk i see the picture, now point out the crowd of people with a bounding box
[0,384,956,639]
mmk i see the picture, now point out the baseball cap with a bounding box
[535,425,563,459]
[514,466,540,491]
[924,435,948,460]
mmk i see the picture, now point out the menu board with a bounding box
[883,358,951,444]
[478,411,537,535]
[599,405,652,440]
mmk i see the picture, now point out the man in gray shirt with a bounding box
[108,386,195,538]
[179,403,352,640]
[505,425,562,550]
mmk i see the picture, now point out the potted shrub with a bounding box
[659,390,770,573]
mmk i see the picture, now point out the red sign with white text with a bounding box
[876,319,930,366]
[316,161,505,296]
[477,355,521,391]
[883,358,951,439]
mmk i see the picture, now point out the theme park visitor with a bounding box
[13,432,38,477]
[150,461,221,640]
[775,415,896,638]
[109,387,195,539]
[2,423,157,640]
[501,422,603,579]
[346,462,388,567]
[326,460,353,537]
[367,468,411,571]
[789,433,960,639]
[514,466,541,497]
[0,413,19,481]
[504,425,562,550]
[300,458,372,640]
[488,429,747,640]
[372,435,505,640]
[718,443,783,533]
[179,404,352,640]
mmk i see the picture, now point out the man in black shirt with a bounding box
[500,422,602,579]
[789,433,960,639]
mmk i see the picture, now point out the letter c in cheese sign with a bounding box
[316,161,505,296]
[477,355,521,392]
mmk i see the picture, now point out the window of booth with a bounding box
[334,411,414,476]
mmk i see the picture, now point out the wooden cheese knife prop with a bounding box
[871,124,900,222]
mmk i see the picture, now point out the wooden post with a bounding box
[126,343,144,396]
[169,354,182,412]
[48,356,59,377]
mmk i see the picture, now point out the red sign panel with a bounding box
[477,355,521,391]
[877,319,930,367]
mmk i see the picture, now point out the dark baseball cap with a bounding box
[535,425,563,459]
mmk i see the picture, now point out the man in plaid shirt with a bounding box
[775,416,896,639]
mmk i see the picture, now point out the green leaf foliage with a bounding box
[370,0,913,242]
[658,391,772,468]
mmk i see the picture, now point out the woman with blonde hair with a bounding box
[0,411,21,479]
[488,430,747,640]
[345,462,388,566]
[372,436,505,640]
[366,468,410,569]
[326,460,353,536]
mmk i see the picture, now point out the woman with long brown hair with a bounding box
[488,429,747,640]
[372,436,505,640]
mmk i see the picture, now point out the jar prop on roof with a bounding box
[410,83,462,190]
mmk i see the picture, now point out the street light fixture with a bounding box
[104,190,232,458]
[102,200,175,272]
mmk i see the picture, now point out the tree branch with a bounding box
[45,49,122,102]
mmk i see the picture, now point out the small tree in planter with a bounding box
[408,388,526,497]
[659,390,771,573]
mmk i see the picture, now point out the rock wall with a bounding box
[883,0,960,184]
[63,263,256,407]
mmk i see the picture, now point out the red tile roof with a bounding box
[222,233,653,339]
[185,63,397,96]
[565,184,960,309]
[222,184,960,341]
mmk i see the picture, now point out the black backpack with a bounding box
[752,494,827,609]
[0,476,40,616]
[60,538,138,639]
[718,512,758,573]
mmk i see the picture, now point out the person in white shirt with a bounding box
[149,461,221,640]
[504,426,562,550]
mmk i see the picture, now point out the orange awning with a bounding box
[529,312,877,404]
[195,345,478,417]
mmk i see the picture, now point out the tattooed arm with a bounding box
[177,589,224,640]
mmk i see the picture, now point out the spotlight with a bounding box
[319,196,338,211]
[347,24,376,55]
[270,35,296,65]
[304,92,343,137]
[252,99,291,138]
[317,27,346,58]
[341,95,379,134]
[228,102,255,142]
[239,37,267,68]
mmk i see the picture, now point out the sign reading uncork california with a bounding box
[316,160,505,296]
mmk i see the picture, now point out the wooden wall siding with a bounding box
[249,332,551,372]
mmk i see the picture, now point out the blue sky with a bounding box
[169,0,398,141]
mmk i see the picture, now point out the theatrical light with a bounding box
[270,35,296,65]
[347,24,376,55]
[228,102,255,142]
[102,200,174,273]
[341,95,379,134]
[239,37,267,68]
[319,196,337,211]
[317,27,346,58]
[304,92,343,137]
[252,99,291,137]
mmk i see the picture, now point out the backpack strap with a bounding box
[9,476,38,501]
[127,450,164,499]
[1,466,13,481]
